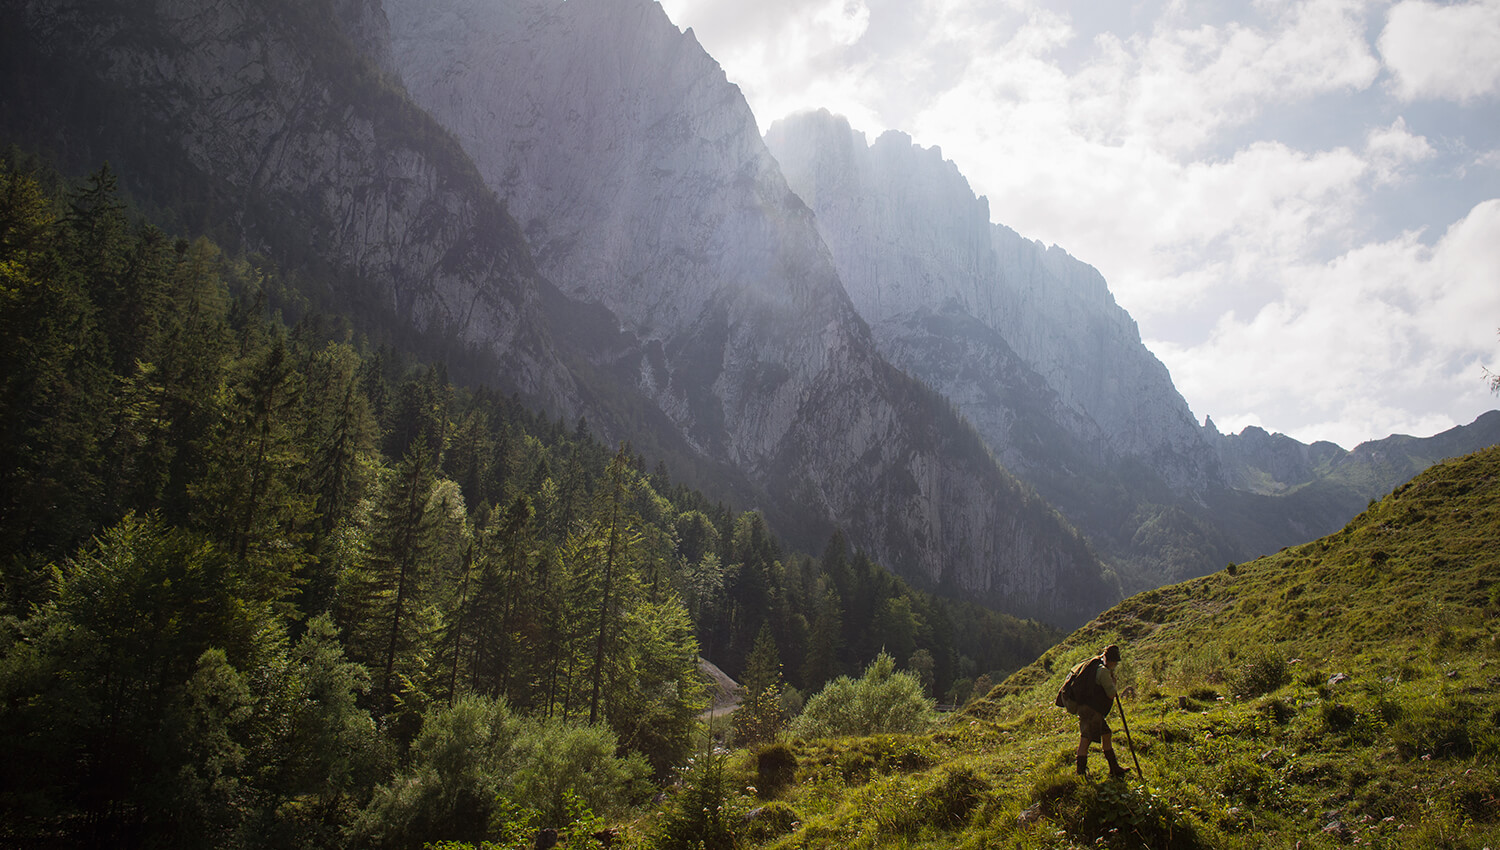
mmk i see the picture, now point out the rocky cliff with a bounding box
[0,0,574,410]
[381,0,1116,621]
[762,109,1500,588]
[764,110,1220,493]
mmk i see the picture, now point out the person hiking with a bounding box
[1057,643,1128,778]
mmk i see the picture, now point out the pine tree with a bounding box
[189,329,314,608]
[801,582,843,691]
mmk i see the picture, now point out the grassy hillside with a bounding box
[658,446,1500,849]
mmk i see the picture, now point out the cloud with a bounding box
[660,0,876,128]
[1123,0,1380,152]
[1379,0,1500,102]
[1365,117,1435,183]
[661,0,1499,444]
[1154,199,1500,447]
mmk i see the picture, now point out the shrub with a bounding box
[1321,702,1358,733]
[1257,696,1295,725]
[743,801,800,841]
[508,718,651,826]
[731,684,786,747]
[349,695,519,848]
[1229,652,1290,699]
[653,750,746,850]
[1029,773,1207,850]
[754,743,797,798]
[922,766,988,828]
[789,653,936,740]
[1390,693,1486,759]
[348,696,648,848]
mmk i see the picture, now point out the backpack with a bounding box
[1055,655,1105,715]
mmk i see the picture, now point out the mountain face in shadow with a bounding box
[0,0,1116,624]
[380,0,1116,623]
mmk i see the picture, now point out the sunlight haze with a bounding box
[659,0,1500,448]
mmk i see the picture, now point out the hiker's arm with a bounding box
[1097,664,1118,700]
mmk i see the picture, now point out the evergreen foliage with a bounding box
[0,158,1057,847]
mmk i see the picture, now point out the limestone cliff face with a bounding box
[382,0,1115,621]
[2,0,574,410]
[764,110,1221,493]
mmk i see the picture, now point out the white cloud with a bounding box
[661,0,876,130]
[1155,199,1500,447]
[1125,0,1380,152]
[1379,0,1500,102]
[1365,116,1435,183]
[659,0,1500,444]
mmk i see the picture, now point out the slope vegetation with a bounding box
[687,446,1500,849]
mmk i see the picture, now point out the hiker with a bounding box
[1057,643,1128,778]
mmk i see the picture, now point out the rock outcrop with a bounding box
[1,0,575,411]
[764,110,1220,492]
[763,110,1500,587]
[382,0,1116,621]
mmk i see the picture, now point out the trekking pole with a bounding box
[1115,695,1143,777]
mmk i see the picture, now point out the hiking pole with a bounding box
[1115,695,1143,777]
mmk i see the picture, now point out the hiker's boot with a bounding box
[1104,749,1128,778]
[1075,753,1088,777]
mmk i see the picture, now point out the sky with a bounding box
[654,0,1500,449]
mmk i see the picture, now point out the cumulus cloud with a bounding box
[1379,0,1500,102]
[1123,0,1380,152]
[1365,117,1435,183]
[661,0,876,128]
[1155,200,1500,448]
[660,0,1499,444]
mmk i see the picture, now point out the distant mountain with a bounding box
[0,0,1117,624]
[378,0,1117,622]
[6,0,1488,622]
[764,109,1500,589]
[1213,410,1500,499]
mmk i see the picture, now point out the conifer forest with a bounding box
[0,158,1056,848]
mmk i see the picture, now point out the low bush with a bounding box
[789,652,936,740]
[1320,702,1358,733]
[742,801,800,841]
[1390,693,1487,759]
[754,743,797,798]
[923,766,988,828]
[1028,773,1208,850]
[1257,696,1295,725]
[1229,652,1290,699]
[347,696,647,849]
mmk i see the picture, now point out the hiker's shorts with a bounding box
[1078,705,1111,742]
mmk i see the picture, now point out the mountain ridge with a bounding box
[764,106,1500,590]
[380,0,1117,622]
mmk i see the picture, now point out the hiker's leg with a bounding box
[1100,729,1127,776]
[1077,708,1104,776]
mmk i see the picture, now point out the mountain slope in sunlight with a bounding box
[705,445,1499,849]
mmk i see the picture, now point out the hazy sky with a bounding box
[656,0,1500,448]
